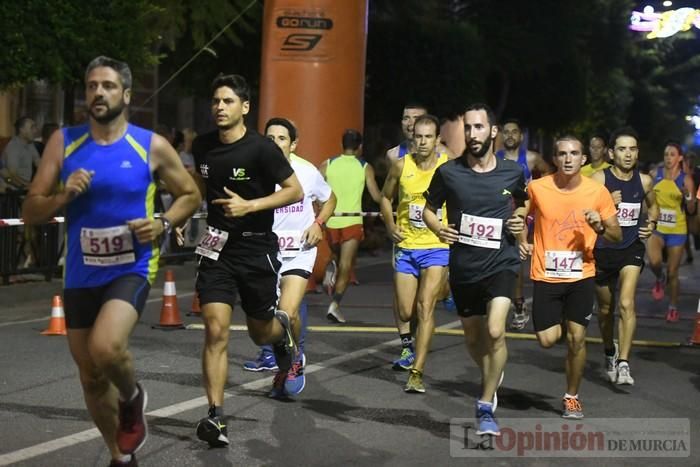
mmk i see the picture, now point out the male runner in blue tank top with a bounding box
[22,56,201,467]
[496,118,550,331]
[591,127,658,386]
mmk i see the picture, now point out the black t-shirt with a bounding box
[424,156,527,283]
[193,129,294,254]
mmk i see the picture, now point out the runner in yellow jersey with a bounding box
[647,142,696,322]
[380,115,449,392]
[580,134,611,177]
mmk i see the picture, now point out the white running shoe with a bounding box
[615,362,635,385]
[326,302,346,323]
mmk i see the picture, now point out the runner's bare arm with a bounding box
[639,173,659,238]
[380,159,404,242]
[302,191,337,246]
[423,202,458,244]
[364,163,383,204]
[22,130,90,225]
[528,150,552,175]
[213,173,303,218]
[683,174,696,215]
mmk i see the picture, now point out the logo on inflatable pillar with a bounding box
[274,9,335,61]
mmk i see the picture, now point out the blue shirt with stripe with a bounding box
[61,124,158,288]
[496,147,531,182]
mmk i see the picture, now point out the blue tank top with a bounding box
[496,147,531,182]
[596,168,646,249]
[654,166,685,189]
[397,141,410,159]
[61,124,159,288]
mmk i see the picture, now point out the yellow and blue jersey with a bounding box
[61,124,159,288]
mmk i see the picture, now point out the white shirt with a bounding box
[274,153,332,236]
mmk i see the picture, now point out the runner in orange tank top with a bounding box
[520,135,621,420]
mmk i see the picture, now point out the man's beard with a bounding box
[90,99,126,124]
[503,139,519,150]
[466,135,493,158]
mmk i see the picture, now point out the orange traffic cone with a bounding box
[41,295,67,336]
[188,292,201,317]
[152,270,185,330]
[690,299,700,345]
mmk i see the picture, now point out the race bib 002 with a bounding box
[80,225,135,266]
[195,226,229,261]
[458,213,502,249]
[276,230,304,258]
[544,250,583,279]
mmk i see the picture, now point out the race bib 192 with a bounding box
[458,213,502,249]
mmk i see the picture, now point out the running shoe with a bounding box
[615,362,635,385]
[269,370,289,399]
[272,310,297,372]
[392,347,415,370]
[326,302,346,323]
[196,415,229,447]
[562,396,584,419]
[441,295,457,312]
[509,298,530,331]
[404,368,426,393]
[109,454,138,467]
[323,260,337,296]
[242,349,278,372]
[284,353,307,396]
[605,342,619,383]
[665,306,680,323]
[652,273,666,301]
[475,402,500,436]
[117,382,148,455]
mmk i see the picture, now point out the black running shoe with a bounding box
[196,416,229,447]
[272,310,298,372]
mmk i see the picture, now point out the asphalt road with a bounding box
[0,250,698,466]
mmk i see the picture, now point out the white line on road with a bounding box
[0,320,460,465]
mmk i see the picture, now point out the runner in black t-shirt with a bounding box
[423,103,527,437]
[190,74,303,448]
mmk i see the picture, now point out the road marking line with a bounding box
[0,321,459,465]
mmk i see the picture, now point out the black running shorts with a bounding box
[196,252,281,320]
[593,240,645,285]
[63,274,151,329]
[531,278,595,332]
[451,269,516,317]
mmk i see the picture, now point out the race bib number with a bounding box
[277,230,304,258]
[617,202,641,227]
[80,225,135,266]
[545,250,583,279]
[195,226,229,260]
[408,204,442,229]
[658,208,677,228]
[458,213,502,249]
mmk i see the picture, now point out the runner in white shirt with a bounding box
[243,117,336,398]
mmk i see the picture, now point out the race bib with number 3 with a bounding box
[458,213,503,249]
[80,225,135,266]
[545,250,583,278]
[408,204,443,229]
[617,202,641,227]
[195,226,229,260]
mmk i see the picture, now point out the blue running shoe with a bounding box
[392,347,415,371]
[243,349,278,372]
[284,353,307,396]
[441,295,457,313]
[475,401,500,436]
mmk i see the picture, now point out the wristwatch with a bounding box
[160,217,172,235]
[596,224,606,235]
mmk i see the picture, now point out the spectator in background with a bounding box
[35,122,60,156]
[1,116,40,189]
[179,128,197,173]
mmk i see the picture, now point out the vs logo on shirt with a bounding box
[230,167,251,181]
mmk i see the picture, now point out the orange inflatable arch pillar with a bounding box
[258,0,369,167]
